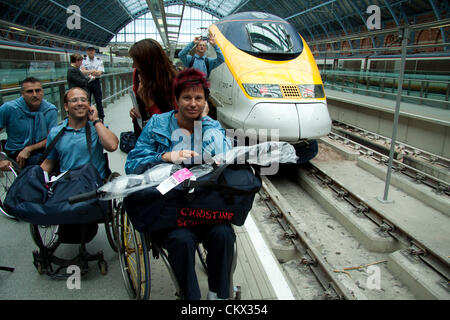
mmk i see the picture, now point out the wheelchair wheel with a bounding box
[104,172,121,252]
[197,243,208,274]
[30,224,60,253]
[117,208,150,300]
[0,165,18,219]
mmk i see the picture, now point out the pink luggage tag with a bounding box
[156,168,194,195]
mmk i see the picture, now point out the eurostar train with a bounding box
[208,12,331,147]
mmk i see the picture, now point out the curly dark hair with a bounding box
[173,68,210,100]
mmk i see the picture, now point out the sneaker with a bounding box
[206,290,218,300]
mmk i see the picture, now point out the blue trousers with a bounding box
[162,224,236,300]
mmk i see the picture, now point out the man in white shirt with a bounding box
[81,46,105,121]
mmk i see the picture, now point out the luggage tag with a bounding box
[157,168,194,195]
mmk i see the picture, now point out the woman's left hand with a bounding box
[162,149,199,163]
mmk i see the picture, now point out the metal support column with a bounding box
[379,26,409,203]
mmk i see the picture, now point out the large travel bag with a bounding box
[4,123,107,225]
[123,164,261,233]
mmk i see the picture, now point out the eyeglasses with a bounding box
[67,97,88,103]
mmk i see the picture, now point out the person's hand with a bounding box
[194,36,201,45]
[201,101,209,118]
[16,147,31,168]
[130,107,141,119]
[162,150,199,163]
[0,159,12,171]
[88,106,99,121]
[208,34,216,46]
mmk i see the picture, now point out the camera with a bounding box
[201,35,209,41]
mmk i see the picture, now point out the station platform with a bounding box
[0,94,294,300]
[325,88,450,125]
[324,88,450,158]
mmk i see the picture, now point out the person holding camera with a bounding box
[178,33,224,78]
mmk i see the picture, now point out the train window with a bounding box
[245,23,293,54]
[216,13,303,61]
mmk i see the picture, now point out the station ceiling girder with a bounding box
[0,0,447,51]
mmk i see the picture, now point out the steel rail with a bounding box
[327,131,450,196]
[302,162,450,283]
[332,122,450,170]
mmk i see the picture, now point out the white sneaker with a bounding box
[207,290,218,300]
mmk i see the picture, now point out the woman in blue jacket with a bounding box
[125,68,230,174]
[125,68,234,300]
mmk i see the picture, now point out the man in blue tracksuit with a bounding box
[178,34,224,78]
[0,77,57,170]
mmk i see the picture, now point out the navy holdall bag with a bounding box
[3,122,107,225]
[123,164,262,233]
[4,162,106,225]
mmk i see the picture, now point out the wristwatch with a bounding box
[93,119,103,126]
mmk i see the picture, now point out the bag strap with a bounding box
[85,120,92,159]
[38,122,92,165]
[205,58,210,78]
[38,126,66,164]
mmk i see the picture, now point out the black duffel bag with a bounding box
[4,123,107,225]
[123,164,261,233]
[4,161,106,225]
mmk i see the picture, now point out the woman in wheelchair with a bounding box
[125,68,234,300]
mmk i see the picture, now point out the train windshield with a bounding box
[246,23,293,54]
[216,15,303,61]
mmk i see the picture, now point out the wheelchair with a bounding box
[115,207,240,300]
[0,148,121,277]
[30,169,122,277]
[0,152,19,220]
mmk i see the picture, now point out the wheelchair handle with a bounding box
[68,190,99,204]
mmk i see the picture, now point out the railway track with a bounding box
[331,121,450,187]
[251,140,449,300]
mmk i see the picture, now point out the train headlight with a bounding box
[297,84,325,98]
[242,84,283,98]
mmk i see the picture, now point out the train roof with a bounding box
[216,11,288,24]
